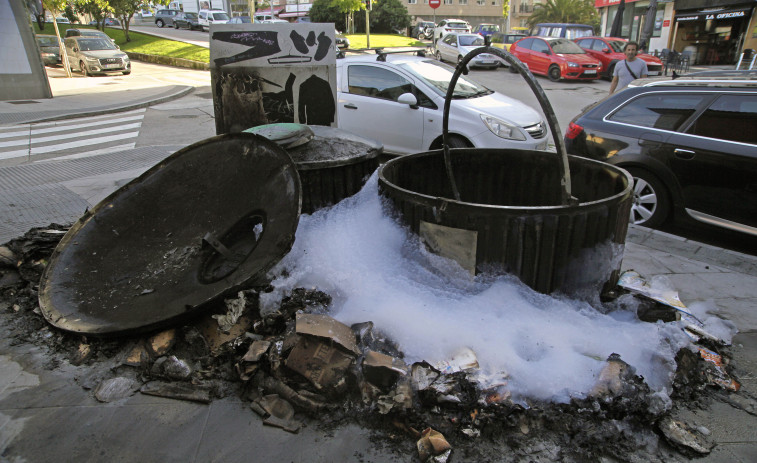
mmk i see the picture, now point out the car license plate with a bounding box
[480,60,495,65]
[103,63,120,69]
[584,70,597,75]
[648,71,659,76]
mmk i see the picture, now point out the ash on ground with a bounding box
[0,224,751,462]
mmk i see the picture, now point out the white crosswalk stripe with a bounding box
[0,108,146,162]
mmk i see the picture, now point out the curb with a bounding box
[626,224,757,276]
[125,51,209,71]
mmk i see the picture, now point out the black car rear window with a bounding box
[686,94,757,145]
[609,93,708,131]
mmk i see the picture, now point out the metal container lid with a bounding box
[38,133,302,336]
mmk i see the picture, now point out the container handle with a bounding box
[442,43,575,206]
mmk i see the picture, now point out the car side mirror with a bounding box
[397,93,418,108]
[451,43,457,47]
[602,48,611,53]
[543,50,551,55]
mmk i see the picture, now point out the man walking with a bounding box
[609,41,648,94]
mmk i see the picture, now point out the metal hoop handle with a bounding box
[441,45,574,205]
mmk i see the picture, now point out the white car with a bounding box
[335,53,548,156]
[198,9,230,31]
[435,33,499,70]
[433,19,471,41]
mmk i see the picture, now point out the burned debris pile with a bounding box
[0,224,746,462]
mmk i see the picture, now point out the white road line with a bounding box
[0,108,146,136]
[0,115,144,140]
[0,131,140,160]
[37,143,137,162]
[0,122,142,148]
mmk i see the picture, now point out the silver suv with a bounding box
[155,9,181,28]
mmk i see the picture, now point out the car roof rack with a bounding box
[374,47,428,61]
[640,78,757,88]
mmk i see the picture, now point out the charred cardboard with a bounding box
[38,134,301,336]
[285,336,355,390]
[294,314,361,355]
[363,350,407,390]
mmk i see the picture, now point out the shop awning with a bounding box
[675,6,752,21]
[279,11,308,18]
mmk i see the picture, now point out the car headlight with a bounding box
[480,115,526,141]
[567,62,579,68]
[86,57,99,63]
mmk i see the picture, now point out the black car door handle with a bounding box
[674,148,695,160]
[344,103,358,110]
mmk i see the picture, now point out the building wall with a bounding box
[406,0,507,29]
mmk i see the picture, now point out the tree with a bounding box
[42,0,74,77]
[110,0,150,41]
[309,0,351,31]
[76,0,109,30]
[527,0,599,30]
[367,0,410,34]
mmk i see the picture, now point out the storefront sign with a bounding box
[675,7,750,22]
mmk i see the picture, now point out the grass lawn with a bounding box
[33,23,209,63]
[345,34,425,49]
[33,23,420,64]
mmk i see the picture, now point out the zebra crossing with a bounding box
[0,108,146,163]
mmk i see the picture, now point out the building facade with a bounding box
[405,0,507,31]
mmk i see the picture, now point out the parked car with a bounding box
[490,32,526,52]
[509,36,602,81]
[335,31,350,49]
[36,34,62,66]
[54,17,70,24]
[335,52,548,156]
[103,18,120,27]
[471,23,500,38]
[198,9,230,31]
[531,23,593,39]
[174,12,201,30]
[155,9,181,28]
[412,21,435,40]
[435,33,498,69]
[227,16,251,24]
[574,36,663,79]
[433,19,471,41]
[64,36,131,76]
[260,19,289,24]
[564,77,757,233]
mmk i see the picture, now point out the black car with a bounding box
[565,77,757,236]
[412,21,435,40]
[174,12,201,30]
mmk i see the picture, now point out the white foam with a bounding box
[262,173,692,403]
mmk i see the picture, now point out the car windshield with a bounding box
[211,12,229,20]
[480,25,498,32]
[448,22,467,28]
[185,12,198,19]
[459,35,484,46]
[550,39,585,54]
[607,40,626,53]
[81,31,107,37]
[37,37,59,47]
[399,60,493,99]
[78,38,117,51]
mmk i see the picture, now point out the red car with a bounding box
[509,36,602,82]
[574,36,663,80]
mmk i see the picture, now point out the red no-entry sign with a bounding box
[429,0,441,9]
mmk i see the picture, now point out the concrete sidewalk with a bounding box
[0,63,756,462]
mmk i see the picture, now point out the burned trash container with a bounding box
[378,46,633,295]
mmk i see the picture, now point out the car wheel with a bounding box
[446,135,470,148]
[174,23,179,29]
[122,70,131,75]
[548,65,561,82]
[156,19,164,28]
[80,61,90,76]
[606,63,615,80]
[626,167,671,228]
[418,32,425,40]
[435,51,442,62]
